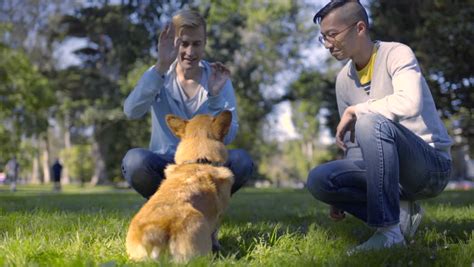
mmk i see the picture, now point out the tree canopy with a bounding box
[1,0,472,183]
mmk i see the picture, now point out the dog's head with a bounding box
[166,111,232,165]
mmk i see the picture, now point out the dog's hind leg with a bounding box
[126,233,149,261]
[127,223,168,261]
[143,225,169,260]
[126,242,148,261]
[169,216,212,263]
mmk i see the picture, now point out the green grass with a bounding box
[0,185,473,266]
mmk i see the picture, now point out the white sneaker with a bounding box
[399,201,424,239]
[347,231,406,255]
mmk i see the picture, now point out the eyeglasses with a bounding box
[318,22,357,45]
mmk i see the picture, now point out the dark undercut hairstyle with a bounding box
[313,0,369,27]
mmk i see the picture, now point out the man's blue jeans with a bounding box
[122,148,254,199]
[307,114,451,227]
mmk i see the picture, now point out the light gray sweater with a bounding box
[336,41,452,159]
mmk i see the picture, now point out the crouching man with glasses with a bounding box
[306,0,453,254]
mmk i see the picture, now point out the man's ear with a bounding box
[166,114,188,139]
[212,110,232,141]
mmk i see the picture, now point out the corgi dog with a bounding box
[126,111,234,263]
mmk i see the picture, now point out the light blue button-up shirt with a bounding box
[124,60,239,158]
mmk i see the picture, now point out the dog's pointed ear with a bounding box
[212,110,232,141]
[166,114,188,139]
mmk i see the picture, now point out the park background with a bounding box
[0,0,473,187]
[0,1,473,266]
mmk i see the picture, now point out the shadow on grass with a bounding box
[216,189,474,259]
[422,190,474,207]
[419,218,474,240]
[0,191,144,216]
[1,187,472,263]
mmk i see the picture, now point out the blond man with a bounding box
[122,10,253,202]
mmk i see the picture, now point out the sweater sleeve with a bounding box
[336,77,360,155]
[354,44,423,121]
[124,65,165,119]
[207,79,239,144]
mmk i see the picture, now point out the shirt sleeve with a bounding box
[336,79,360,156]
[206,79,239,144]
[123,65,165,119]
[354,44,423,121]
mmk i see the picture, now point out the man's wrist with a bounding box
[346,106,357,117]
[155,62,168,77]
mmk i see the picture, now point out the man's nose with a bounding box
[324,40,333,49]
[184,46,195,56]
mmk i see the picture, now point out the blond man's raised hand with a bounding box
[156,23,180,75]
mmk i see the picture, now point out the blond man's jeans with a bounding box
[122,148,254,199]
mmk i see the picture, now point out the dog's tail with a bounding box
[126,222,169,261]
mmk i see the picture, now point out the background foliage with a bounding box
[369,0,473,156]
[0,0,472,184]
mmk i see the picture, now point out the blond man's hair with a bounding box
[172,10,207,38]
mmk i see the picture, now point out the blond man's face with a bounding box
[176,26,206,70]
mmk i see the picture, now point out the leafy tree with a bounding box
[203,0,318,163]
[290,70,338,136]
[0,43,53,165]
[1,1,81,182]
[84,0,318,181]
[49,4,155,184]
[369,0,474,155]
[1,0,332,184]
[282,139,335,181]
[0,0,79,69]
[276,69,340,180]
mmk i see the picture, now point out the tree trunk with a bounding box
[31,150,41,184]
[62,114,71,184]
[41,135,51,183]
[90,135,108,185]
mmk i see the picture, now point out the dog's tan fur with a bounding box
[126,111,234,263]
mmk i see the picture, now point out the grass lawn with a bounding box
[0,184,472,266]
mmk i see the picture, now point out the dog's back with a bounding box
[126,111,234,263]
[126,164,233,262]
